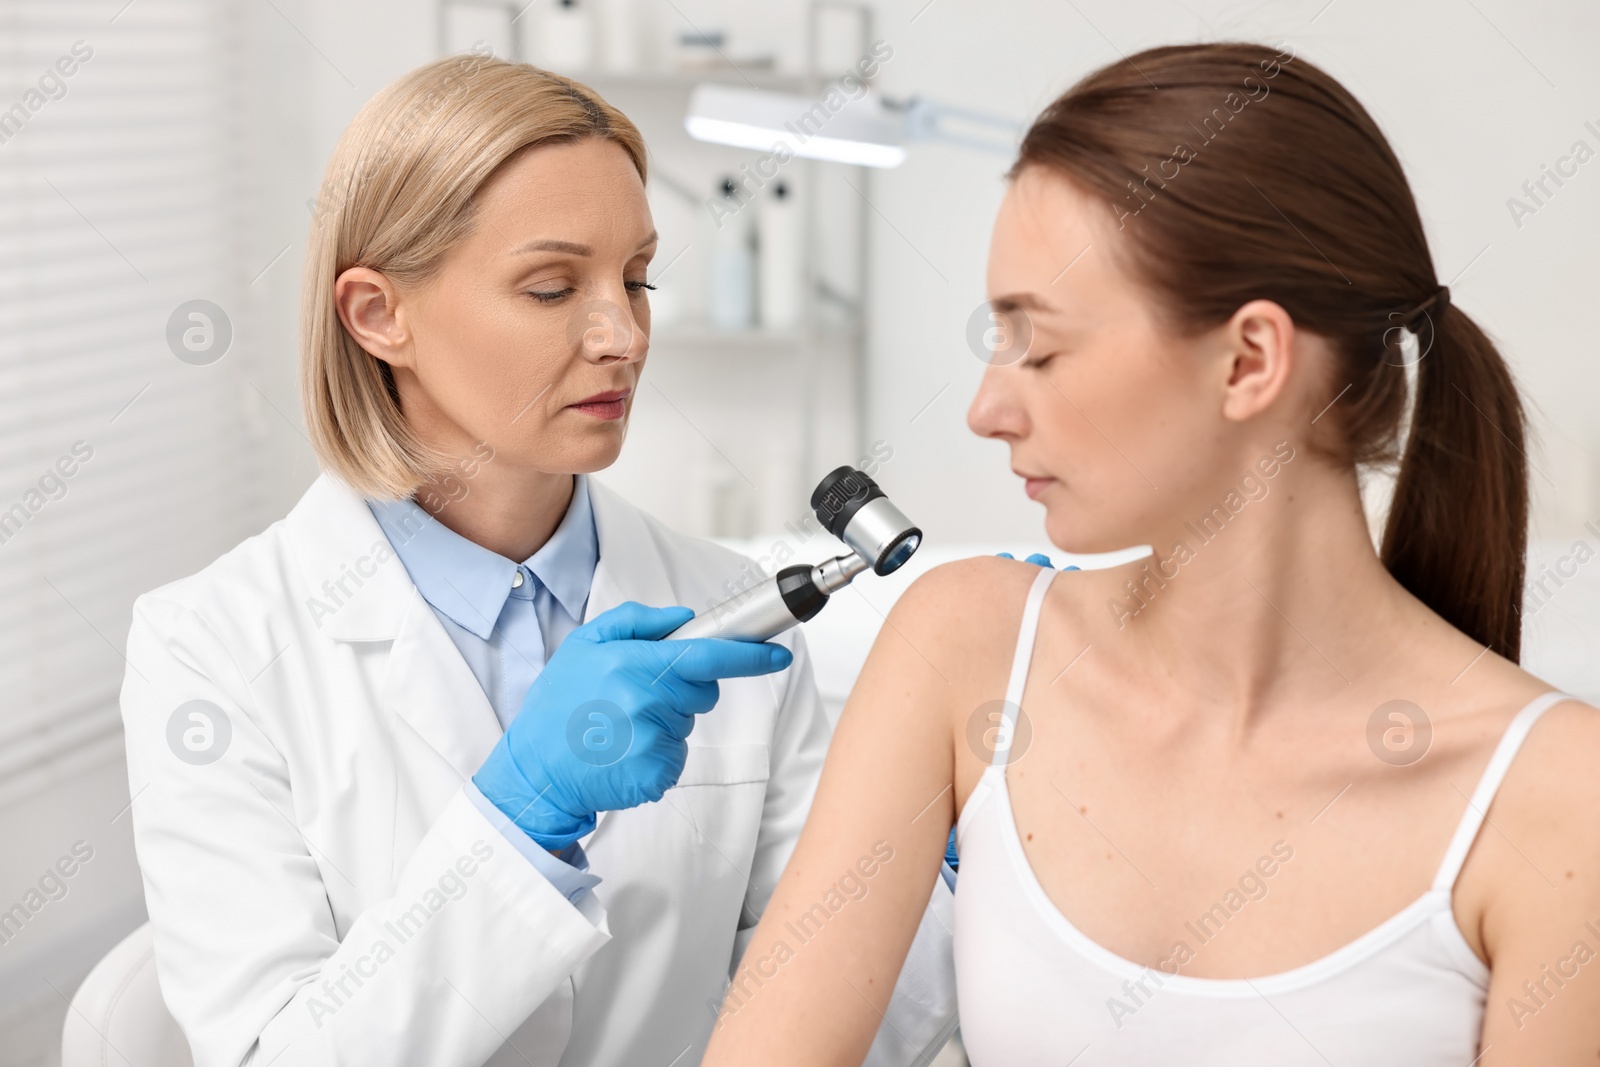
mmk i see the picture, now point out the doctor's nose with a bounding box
[571,295,647,366]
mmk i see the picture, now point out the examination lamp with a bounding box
[666,466,923,641]
[685,83,1019,168]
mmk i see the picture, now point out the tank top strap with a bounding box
[1430,690,1574,892]
[992,567,1059,769]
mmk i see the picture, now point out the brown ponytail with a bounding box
[1382,304,1528,660]
[1012,42,1529,660]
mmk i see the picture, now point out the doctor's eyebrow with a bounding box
[509,232,659,257]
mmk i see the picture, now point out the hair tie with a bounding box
[1402,285,1450,333]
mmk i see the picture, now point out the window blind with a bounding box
[0,0,267,807]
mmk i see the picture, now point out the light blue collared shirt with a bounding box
[368,476,602,905]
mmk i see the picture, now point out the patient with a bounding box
[702,41,1600,1066]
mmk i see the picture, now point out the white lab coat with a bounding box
[120,473,956,1067]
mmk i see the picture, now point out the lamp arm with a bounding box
[892,96,1022,156]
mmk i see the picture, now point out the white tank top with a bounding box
[954,567,1571,1066]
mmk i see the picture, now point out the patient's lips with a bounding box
[1015,468,1056,500]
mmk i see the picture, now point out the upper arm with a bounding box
[704,558,1034,1065]
[1477,700,1600,1062]
[737,626,832,942]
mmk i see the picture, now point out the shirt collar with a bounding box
[367,475,598,640]
[525,474,597,622]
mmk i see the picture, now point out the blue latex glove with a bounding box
[996,551,1080,571]
[473,601,793,849]
[945,826,959,873]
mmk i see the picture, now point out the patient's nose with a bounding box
[967,368,1029,442]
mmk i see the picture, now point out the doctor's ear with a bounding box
[334,266,414,369]
[1218,298,1296,423]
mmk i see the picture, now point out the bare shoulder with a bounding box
[865,557,1053,695]
[1495,687,1600,839]
[1456,649,1600,808]
[888,556,1049,649]
[1472,678,1600,957]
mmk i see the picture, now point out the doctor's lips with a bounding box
[1015,469,1056,500]
[568,388,631,420]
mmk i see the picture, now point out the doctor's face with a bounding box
[966,166,1243,554]
[370,137,656,477]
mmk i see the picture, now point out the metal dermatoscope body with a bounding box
[664,466,923,642]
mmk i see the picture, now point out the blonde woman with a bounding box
[119,55,955,1067]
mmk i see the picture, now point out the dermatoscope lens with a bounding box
[810,466,923,577]
[880,532,919,573]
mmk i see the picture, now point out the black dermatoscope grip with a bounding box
[663,467,923,641]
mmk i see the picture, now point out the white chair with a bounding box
[62,921,193,1067]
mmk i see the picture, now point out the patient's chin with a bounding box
[1041,514,1111,557]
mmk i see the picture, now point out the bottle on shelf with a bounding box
[707,177,755,331]
[593,0,639,73]
[758,179,803,332]
[526,0,595,72]
[644,177,696,328]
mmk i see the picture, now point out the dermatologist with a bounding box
[119,54,955,1067]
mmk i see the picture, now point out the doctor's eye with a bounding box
[1022,352,1059,371]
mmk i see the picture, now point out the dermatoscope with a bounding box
[664,466,923,642]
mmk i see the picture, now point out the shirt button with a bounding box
[511,570,525,589]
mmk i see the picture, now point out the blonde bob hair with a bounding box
[299,50,648,499]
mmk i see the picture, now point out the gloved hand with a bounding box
[945,827,960,873]
[473,601,793,850]
[996,551,1080,571]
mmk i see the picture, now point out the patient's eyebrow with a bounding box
[509,232,660,257]
[990,292,1056,314]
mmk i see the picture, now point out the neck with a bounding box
[1109,449,1409,729]
[393,368,577,562]
[421,463,575,563]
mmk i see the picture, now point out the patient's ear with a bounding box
[1219,298,1295,422]
[335,266,414,369]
